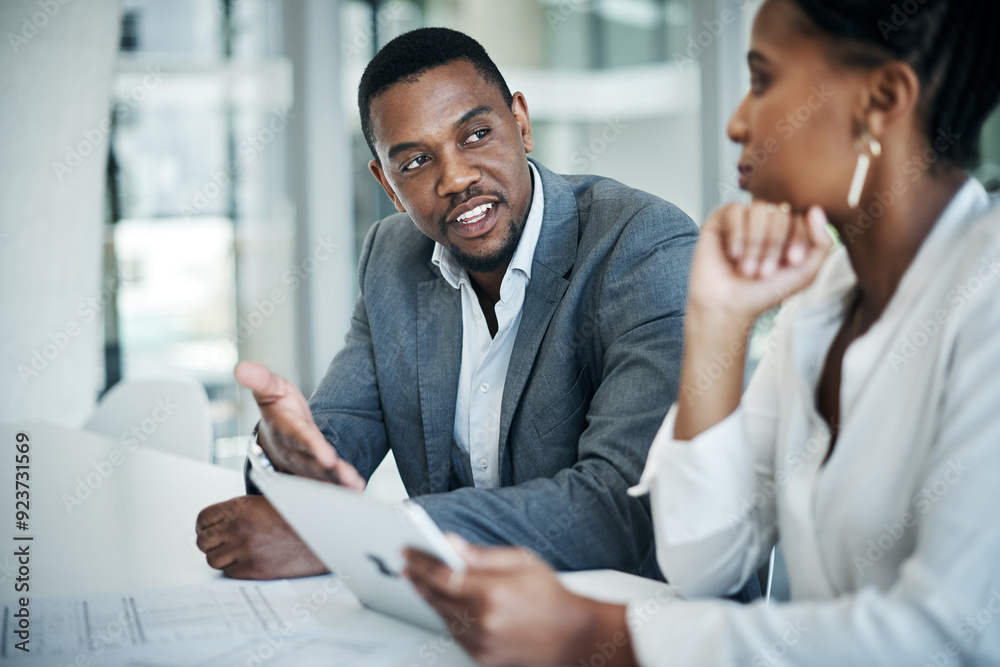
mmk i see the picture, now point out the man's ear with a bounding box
[862,60,920,142]
[511,92,534,154]
[369,159,406,213]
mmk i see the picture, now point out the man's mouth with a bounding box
[455,202,493,225]
[447,195,502,239]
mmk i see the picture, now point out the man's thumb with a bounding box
[235,361,283,404]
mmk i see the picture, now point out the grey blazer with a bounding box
[254,159,698,577]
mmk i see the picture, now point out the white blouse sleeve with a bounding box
[629,309,788,598]
[624,266,1000,666]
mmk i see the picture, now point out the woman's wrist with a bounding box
[676,302,752,441]
[563,598,637,667]
[685,297,757,340]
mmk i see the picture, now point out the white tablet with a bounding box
[248,443,465,632]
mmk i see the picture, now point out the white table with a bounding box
[0,422,672,666]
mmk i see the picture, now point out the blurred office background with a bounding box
[2,0,999,466]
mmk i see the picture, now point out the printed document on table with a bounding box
[1,579,417,666]
[124,632,419,667]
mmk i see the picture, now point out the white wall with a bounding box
[0,0,122,424]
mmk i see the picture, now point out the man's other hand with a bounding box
[195,495,329,579]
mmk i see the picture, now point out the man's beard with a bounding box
[448,216,521,274]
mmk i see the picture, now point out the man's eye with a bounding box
[466,129,490,144]
[750,74,769,96]
[403,155,430,171]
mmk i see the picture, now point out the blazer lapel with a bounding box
[416,278,462,494]
[497,161,578,474]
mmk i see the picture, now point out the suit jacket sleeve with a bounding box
[411,202,697,573]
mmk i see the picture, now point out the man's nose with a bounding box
[437,150,481,198]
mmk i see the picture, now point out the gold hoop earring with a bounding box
[847,127,882,209]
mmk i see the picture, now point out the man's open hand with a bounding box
[236,361,365,490]
[195,495,329,579]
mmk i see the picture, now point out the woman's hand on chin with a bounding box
[689,201,833,326]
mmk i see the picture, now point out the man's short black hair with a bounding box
[358,27,514,162]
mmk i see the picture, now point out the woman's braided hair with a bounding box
[790,0,1000,168]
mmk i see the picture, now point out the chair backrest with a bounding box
[83,377,213,462]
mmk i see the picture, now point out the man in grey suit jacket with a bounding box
[196,27,749,593]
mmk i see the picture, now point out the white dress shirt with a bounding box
[432,162,544,488]
[627,180,1000,665]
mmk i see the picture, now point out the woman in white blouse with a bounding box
[405,0,1000,664]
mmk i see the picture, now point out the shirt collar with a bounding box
[432,161,545,289]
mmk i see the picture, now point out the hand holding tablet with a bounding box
[248,445,466,631]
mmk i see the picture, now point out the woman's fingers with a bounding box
[784,210,810,267]
[805,205,834,252]
[742,201,770,276]
[723,202,746,261]
[754,206,833,302]
[798,206,835,277]
[759,203,792,277]
[719,201,825,273]
[721,201,796,278]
